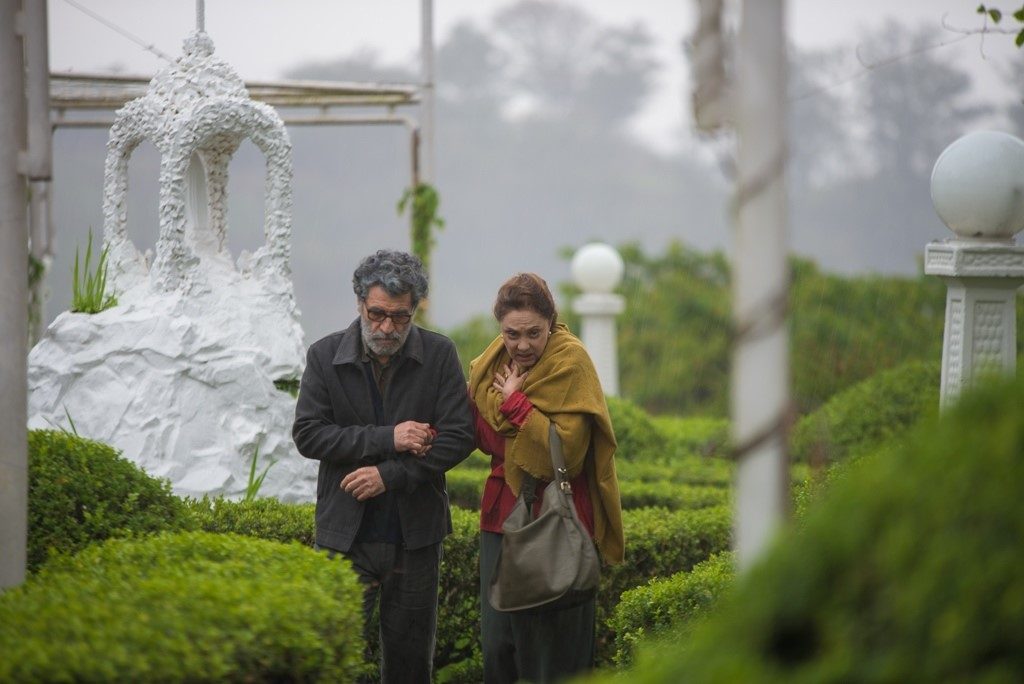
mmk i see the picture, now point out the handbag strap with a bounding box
[517,424,572,507]
[548,423,573,497]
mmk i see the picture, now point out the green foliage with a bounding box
[273,377,300,397]
[71,228,117,314]
[186,496,316,546]
[615,454,733,489]
[574,241,949,417]
[435,506,485,682]
[27,429,192,573]
[977,3,1024,46]
[610,372,1024,683]
[788,258,945,415]
[618,481,730,511]
[447,314,499,377]
[790,359,940,464]
[606,395,668,461]
[0,532,367,682]
[608,242,732,416]
[610,552,736,667]
[398,182,445,324]
[595,506,732,667]
[242,443,276,502]
[651,415,730,459]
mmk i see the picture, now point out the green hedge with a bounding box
[607,395,668,461]
[187,496,316,545]
[790,359,939,464]
[651,415,730,459]
[610,552,735,667]
[0,531,367,682]
[594,505,731,666]
[27,429,192,572]
[618,481,730,511]
[603,372,1024,682]
[616,455,733,488]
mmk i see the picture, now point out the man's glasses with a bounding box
[364,307,413,325]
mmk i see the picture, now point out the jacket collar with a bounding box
[332,317,424,366]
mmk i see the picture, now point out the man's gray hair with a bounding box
[352,250,429,307]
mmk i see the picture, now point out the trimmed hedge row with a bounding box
[790,359,939,464]
[650,415,730,459]
[174,499,731,678]
[27,429,193,572]
[610,552,735,667]
[599,372,1024,682]
[187,495,316,545]
[0,531,367,682]
[449,467,731,513]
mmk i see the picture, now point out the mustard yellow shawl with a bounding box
[469,323,624,564]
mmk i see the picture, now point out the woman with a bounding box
[468,273,624,683]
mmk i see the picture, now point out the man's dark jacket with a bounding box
[293,318,475,552]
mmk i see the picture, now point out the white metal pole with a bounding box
[732,0,790,570]
[420,0,435,184]
[0,0,29,590]
[24,0,51,344]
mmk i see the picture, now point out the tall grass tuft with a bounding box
[71,229,117,314]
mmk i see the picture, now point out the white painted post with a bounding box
[732,0,790,571]
[420,0,435,184]
[0,0,29,590]
[925,131,1024,408]
[571,243,625,397]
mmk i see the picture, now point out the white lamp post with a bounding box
[571,243,625,397]
[925,130,1024,408]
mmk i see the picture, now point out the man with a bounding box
[293,249,474,683]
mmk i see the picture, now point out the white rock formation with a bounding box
[28,31,316,502]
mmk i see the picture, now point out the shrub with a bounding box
[607,395,668,461]
[0,532,367,682]
[27,429,192,572]
[436,506,485,682]
[595,505,732,666]
[651,415,730,458]
[610,552,735,667]
[790,359,940,464]
[606,372,1024,682]
[618,481,730,511]
[446,466,486,510]
[187,496,316,545]
[606,455,733,489]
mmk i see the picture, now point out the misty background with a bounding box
[43,0,1024,342]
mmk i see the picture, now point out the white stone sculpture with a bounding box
[28,31,316,501]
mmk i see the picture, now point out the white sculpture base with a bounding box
[925,239,1024,408]
[28,281,315,502]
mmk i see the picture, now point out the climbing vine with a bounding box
[397,183,445,324]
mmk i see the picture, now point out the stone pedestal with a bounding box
[924,240,1024,408]
[572,292,625,397]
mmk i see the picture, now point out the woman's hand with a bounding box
[493,362,529,402]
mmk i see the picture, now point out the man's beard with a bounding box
[360,316,411,358]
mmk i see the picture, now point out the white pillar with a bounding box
[732,0,790,571]
[420,0,435,184]
[0,0,29,590]
[571,243,624,397]
[926,131,1024,409]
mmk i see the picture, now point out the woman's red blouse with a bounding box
[471,390,595,536]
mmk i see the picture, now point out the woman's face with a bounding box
[499,309,552,371]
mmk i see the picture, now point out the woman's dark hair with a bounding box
[493,273,557,330]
